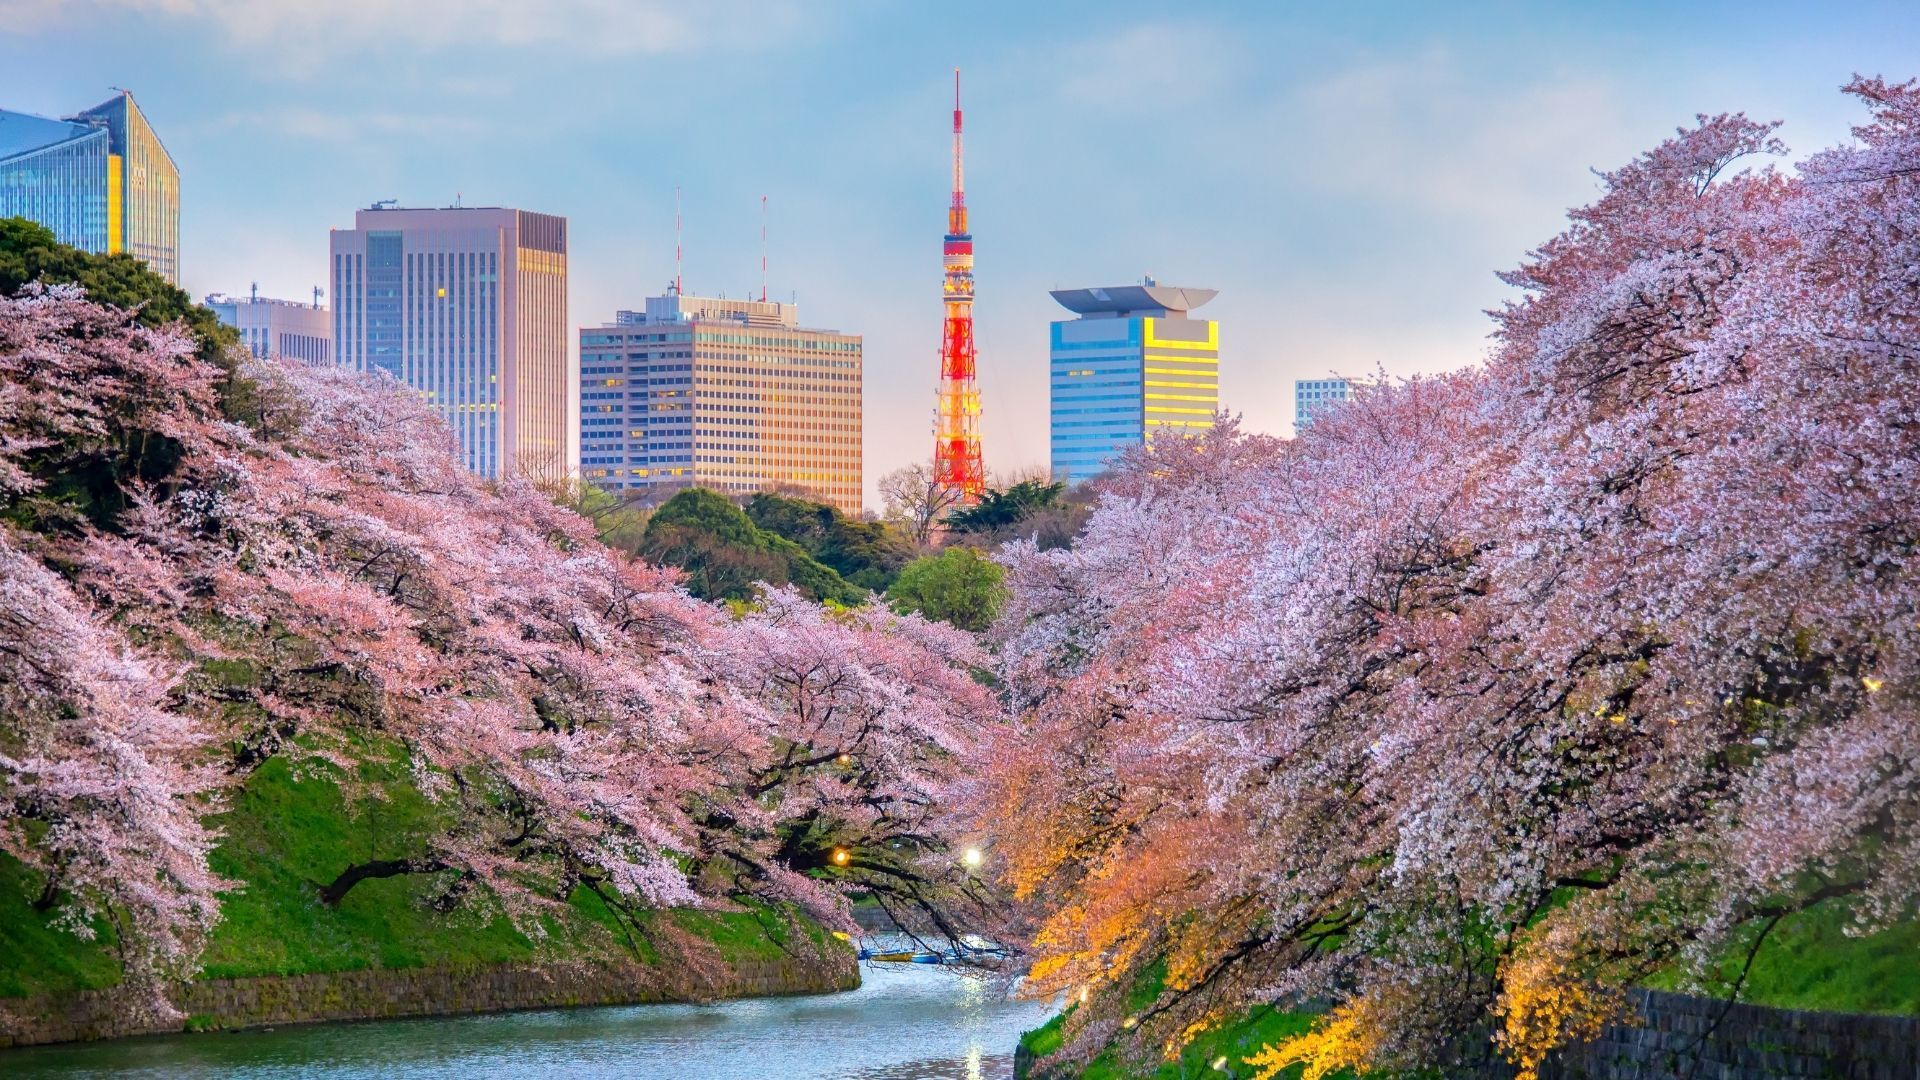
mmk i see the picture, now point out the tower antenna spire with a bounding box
[674,185,684,296]
[760,194,768,303]
[932,67,985,502]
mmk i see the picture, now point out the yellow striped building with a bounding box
[1048,282,1219,482]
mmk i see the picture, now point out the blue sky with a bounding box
[4,1,1917,505]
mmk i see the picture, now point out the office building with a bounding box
[1048,282,1219,483]
[1295,377,1357,431]
[579,292,863,515]
[329,205,573,480]
[206,288,331,365]
[0,91,181,283]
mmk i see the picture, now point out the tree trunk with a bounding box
[318,856,447,906]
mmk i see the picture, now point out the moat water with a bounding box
[2,963,1055,1079]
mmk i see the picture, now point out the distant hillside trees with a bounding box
[745,492,914,592]
[638,488,867,605]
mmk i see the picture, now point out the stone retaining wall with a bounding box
[1017,990,1918,1079]
[1538,989,1920,1080]
[0,948,858,1049]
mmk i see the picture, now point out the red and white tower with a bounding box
[933,69,986,499]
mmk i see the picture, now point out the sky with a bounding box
[4,1,1918,508]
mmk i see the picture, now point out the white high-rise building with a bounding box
[1295,377,1360,432]
[329,205,573,480]
[206,289,331,366]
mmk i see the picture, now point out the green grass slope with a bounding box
[2,748,826,999]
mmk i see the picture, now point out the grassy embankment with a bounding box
[1016,908,1920,1079]
[0,743,827,1002]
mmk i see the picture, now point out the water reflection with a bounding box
[1,962,1054,1079]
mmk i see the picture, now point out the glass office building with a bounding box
[579,293,864,515]
[0,92,180,284]
[330,206,573,481]
[1048,283,1219,483]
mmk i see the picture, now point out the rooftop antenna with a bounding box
[759,194,768,303]
[455,191,462,208]
[674,185,684,296]
[250,281,258,303]
[312,285,324,309]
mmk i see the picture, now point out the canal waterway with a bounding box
[2,963,1055,1079]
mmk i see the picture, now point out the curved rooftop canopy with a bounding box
[1050,284,1218,315]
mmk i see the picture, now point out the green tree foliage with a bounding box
[945,478,1065,534]
[885,546,1007,632]
[745,492,914,591]
[0,216,240,384]
[640,487,866,605]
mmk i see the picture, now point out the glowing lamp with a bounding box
[831,847,851,867]
[961,846,984,869]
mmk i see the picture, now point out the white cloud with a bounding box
[204,107,488,142]
[1052,24,1246,112]
[1281,46,1635,224]
[1,0,802,58]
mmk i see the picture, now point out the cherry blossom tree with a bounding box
[973,78,1920,1077]
[716,587,1002,944]
[2,283,1003,1014]
[0,288,232,1015]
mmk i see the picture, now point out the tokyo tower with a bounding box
[933,69,986,499]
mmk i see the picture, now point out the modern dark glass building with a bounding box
[0,92,181,283]
[1048,283,1219,483]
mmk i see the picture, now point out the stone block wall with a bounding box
[1017,990,1920,1080]
[1541,989,1920,1080]
[0,948,859,1049]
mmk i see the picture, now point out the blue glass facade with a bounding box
[331,207,567,481]
[0,94,180,283]
[1049,311,1219,483]
[0,120,109,253]
[1050,319,1146,481]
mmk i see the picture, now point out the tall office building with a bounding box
[329,205,573,480]
[206,289,331,365]
[1295,377,1357,431]
[0,92,181,283]
[1048,282,1219,483]
[579,292,863,515]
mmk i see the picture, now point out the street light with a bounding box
[831,847,851,867]
[961,846,984,869]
